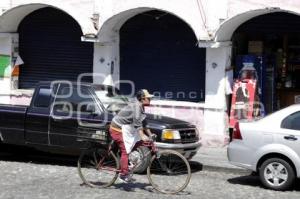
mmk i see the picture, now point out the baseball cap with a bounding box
[136,89,154,99]
[142,89,154,98]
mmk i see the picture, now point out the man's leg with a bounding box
[109,130,128,176]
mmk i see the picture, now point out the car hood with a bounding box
[145,114,195,130]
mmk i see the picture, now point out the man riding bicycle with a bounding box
[109,89,154,183]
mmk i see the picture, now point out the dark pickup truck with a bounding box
[0,82,201,162]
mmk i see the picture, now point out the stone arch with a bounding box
[0,2,95,35]
[214,8,300,42]
[97,7,199,43]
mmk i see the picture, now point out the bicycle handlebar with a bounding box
[149,134,157,142]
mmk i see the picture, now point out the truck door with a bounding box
[49,84,106,147]
[25,85,53,144]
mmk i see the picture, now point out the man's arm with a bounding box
[141,119,152,137]
[138,129,149,141]
[145,128,153,137]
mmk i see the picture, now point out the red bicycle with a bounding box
[77,137,191,194]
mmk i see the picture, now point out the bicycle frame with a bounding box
[128,140,158,173]
[96,139,158,173]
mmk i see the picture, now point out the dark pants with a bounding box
[109,128,128,176]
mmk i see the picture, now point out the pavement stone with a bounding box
[1,160,299,199]
[193,146,248,174]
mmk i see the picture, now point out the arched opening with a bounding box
[18,7,93,88]
[230,12,300,114]
[119,10,205,102]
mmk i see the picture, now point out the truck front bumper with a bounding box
[155,141,202,160]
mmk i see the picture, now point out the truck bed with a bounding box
[0,90,33,106]
[0,104,27,144]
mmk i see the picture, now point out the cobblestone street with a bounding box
[1,147,300,199]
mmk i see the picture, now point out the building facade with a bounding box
[1,0,300,146]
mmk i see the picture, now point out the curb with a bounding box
[189,160,250,175]
[202,164,250,174]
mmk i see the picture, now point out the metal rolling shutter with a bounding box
[18,7,93,88]
[120,11,206,102]
[236,12,300,33]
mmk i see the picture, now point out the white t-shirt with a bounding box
[225,69,233,95]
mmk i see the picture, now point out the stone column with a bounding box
[203,43,232,147]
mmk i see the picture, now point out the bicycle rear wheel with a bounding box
[147,150,191,194]
[78,148,119,188]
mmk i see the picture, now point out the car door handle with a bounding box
[284,135,298,141]
[79,121,102,128]
[52,116,66,122]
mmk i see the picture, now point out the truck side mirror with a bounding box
[86,104,96,114]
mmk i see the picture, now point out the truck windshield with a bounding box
[93,85,129,112]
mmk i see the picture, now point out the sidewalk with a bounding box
[193,146,249,174]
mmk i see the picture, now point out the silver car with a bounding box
[228,104,300,190]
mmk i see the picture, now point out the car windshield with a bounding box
[93,85,129,112]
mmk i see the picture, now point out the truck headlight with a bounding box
[162,130,181,140]
[195,128,200,138]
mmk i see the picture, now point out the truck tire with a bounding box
[132,146,151,174]
[259,158,295,191]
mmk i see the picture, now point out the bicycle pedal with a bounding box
[118,175,136,183]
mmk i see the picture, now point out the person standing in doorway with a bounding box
[225,65,234,114]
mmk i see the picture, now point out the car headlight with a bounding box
[162,130,181,140]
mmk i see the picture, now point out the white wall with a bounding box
[205,46,232,109]
[0,37,11,53]
[203,46,232,146]
[0,34,12,104]
[93,39,119,85]
[228,0,300,18]
[203,0,229,33]
[0,0,10,14]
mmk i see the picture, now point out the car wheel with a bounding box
[259,158,295,191]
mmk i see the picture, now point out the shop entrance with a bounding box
[18,7,93,89]
[231,12,300,114]
[120,10,206,102]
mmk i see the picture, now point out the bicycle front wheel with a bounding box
[147,150,191,194]
[78,148,119,188]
